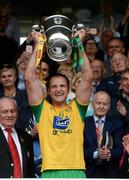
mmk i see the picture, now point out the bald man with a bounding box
[0,97,34,178]
[84,91,123,178]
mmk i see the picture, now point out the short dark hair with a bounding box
[46,73,70,90]
[0,64,18,87]
[0,64,17,75]
[83,36,98,48]
[109,37,125,48]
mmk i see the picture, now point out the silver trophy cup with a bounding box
[43,15,73,62]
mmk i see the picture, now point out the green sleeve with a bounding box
[30,99,44,123]
[74,98,88,122]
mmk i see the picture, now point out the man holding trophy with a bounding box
[25,15,92,178]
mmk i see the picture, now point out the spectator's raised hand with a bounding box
[121,4,129,25]
[97,20,104,37]
[117,100,127,116]
[110,15,116,33]
[124,4,129,20]
[122,135,129,154]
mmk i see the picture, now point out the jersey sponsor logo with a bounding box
[53,116,70,129]
[53,129,72,135]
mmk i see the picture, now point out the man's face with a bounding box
[121,72,129,96]
[85,39,98,55]
[93,92,110,118]
[48,76,69,106]
[91,60,105,82]
[0,16,8,32]
[111,53,127,73]
[108,39,125,57]
[101,30,113,49]
[0,69,16,87]
[0,98,17,128]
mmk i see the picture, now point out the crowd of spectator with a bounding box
[0,0,129,178]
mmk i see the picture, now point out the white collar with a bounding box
[93,115,106,124]
[0,124,15,133]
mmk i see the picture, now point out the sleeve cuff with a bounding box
[93,150,99,159]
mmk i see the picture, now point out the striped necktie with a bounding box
[96,119,104,147]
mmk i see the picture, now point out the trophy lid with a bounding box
[43,14,73,33]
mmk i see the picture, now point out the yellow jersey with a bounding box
[31,98,87,172]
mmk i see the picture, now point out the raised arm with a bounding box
[73,29,93,104]
[25,32,45,105]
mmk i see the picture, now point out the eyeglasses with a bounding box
[109,45,121,49]
[86,43,96,46]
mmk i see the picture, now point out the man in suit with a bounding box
[84,91,123,178]
[116,69,129,135]
[96,52,128,98]
[0,96,35,178]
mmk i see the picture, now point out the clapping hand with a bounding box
[122,135,129,154]
[117,100,127,116]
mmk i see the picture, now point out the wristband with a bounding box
[75,36,85,52]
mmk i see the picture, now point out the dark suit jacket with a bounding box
[84,116,123,178]
[111,91,129,135]
[0,127,35,178]
[96,73,121,98]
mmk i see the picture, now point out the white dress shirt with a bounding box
[0,124,23,174]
